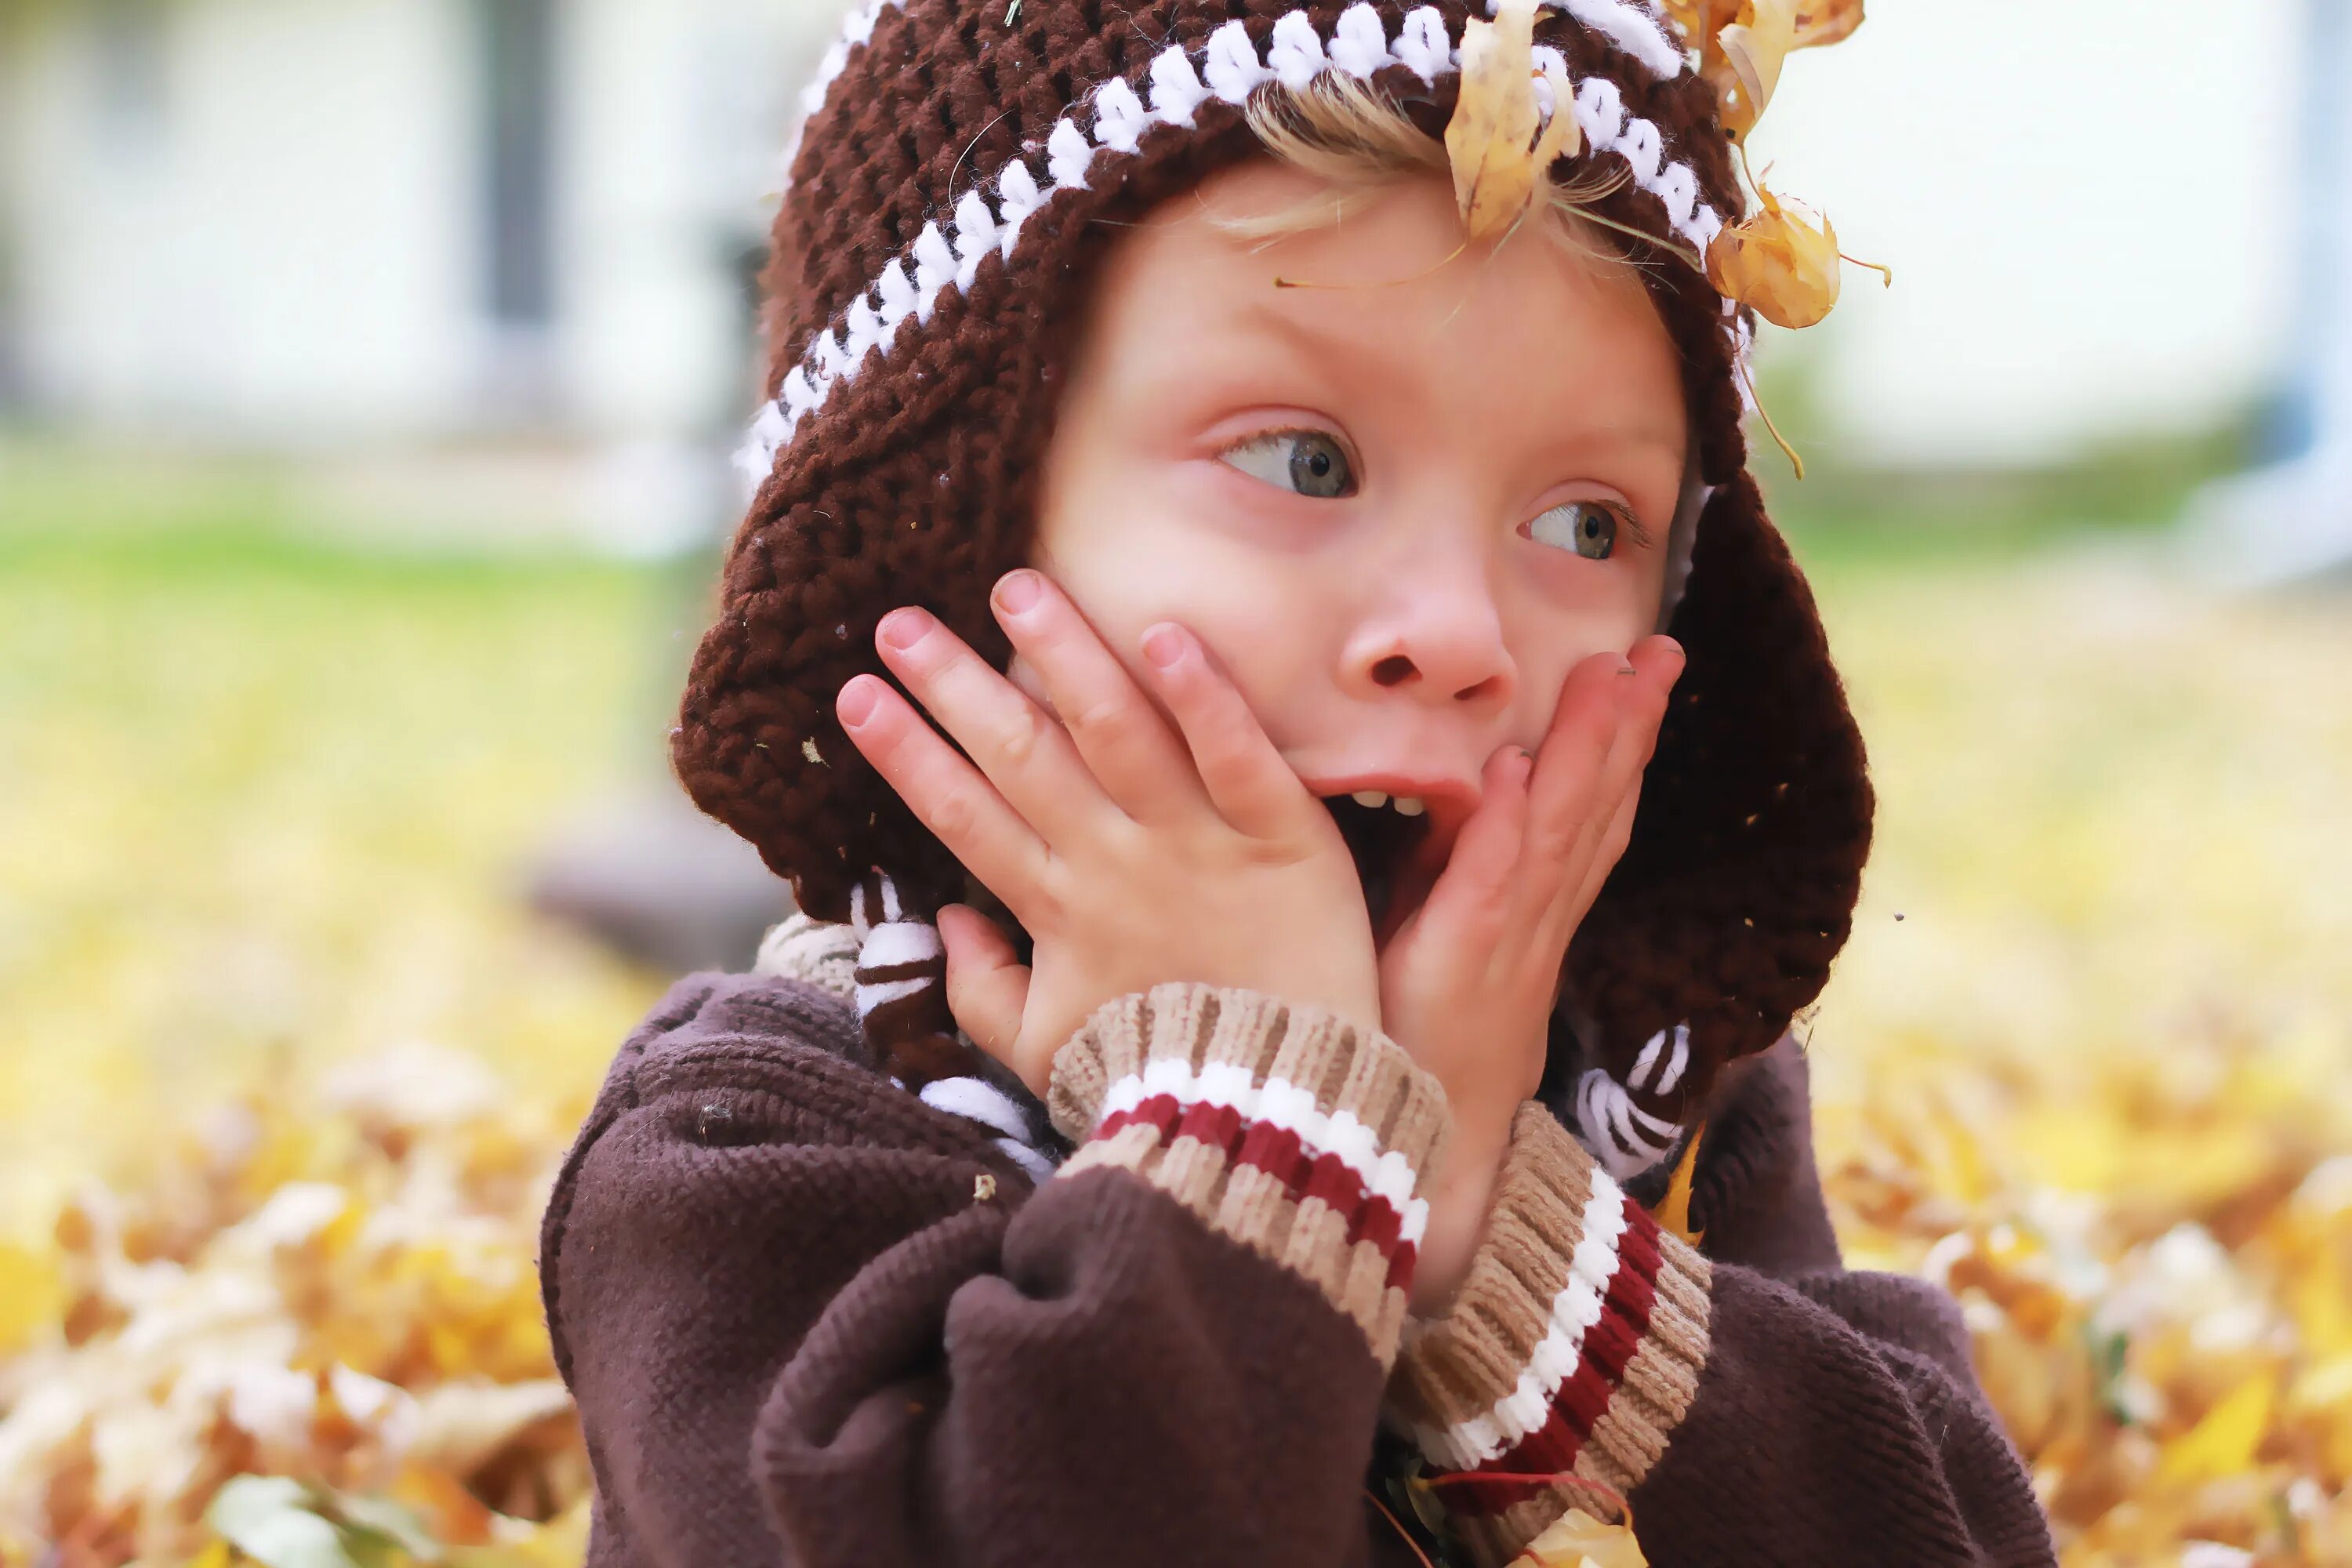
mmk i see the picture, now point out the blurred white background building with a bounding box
[1,0,820,447]
[0,0,2318,470]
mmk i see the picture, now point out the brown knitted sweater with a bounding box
[539,927,2056,1567]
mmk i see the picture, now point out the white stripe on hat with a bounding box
[782,0,1686,195]
[737,3,1737,488]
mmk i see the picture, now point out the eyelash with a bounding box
[1544,499,1653,550]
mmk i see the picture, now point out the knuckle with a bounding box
[1017,858,1071,928]
[1191,701,1256,763]
[1064,688,1134,745]
[992,701,1050,767]
[1526,825,1576,866]
[924,785,979,842]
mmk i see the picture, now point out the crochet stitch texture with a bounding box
[673,0,1872,1155]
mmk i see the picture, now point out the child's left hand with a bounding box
[1380,635,1686,1313]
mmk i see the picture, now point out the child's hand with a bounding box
[836,569,1382,1098]
[1378,636,1686,1312]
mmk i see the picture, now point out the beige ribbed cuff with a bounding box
[1388,1103,1713,1566]
[1048,984,1447,1365]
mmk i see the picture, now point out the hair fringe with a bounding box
[1226,73,1635,274]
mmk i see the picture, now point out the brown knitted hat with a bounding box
[676,0,1871,1178]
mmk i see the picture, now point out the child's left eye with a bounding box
[1523,500,1629,561]
[1218,430,1358,499]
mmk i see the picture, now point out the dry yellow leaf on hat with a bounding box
[1509,1506,1649,1567]
[1659,0,1737,52]
[1791,0,1865,49]
[1692,0,1864,140]
[1710,0,1795,140]
[1446,0,1581,244]
[1704,181,1842,328]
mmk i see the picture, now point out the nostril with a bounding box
[1371,655,1415,688]
[1454,675,1504,704]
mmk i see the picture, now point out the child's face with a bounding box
[1025,158,1685,872]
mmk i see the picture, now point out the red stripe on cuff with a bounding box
[1427,1195,1665,1516]
[1092,1092,1415,1279]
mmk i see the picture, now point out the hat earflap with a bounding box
[848,869,1059,1180]
[1563,1020,1697,1181]
[845,869,967,1084]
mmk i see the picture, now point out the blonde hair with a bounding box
[1228,72,1640,273]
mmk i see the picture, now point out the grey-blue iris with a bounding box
[1530,501,1617,560]
[1287,433,1352,499]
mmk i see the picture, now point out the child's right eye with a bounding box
[1218,429,1359,499]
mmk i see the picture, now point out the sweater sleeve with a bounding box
[539,973,1446,1568]
[1384,1105,2057,1568]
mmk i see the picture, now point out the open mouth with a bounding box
[1319,789,1452,947]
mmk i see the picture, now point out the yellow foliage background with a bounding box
[1,454,2347,1566]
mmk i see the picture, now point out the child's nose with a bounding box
[1341,579,1516,711]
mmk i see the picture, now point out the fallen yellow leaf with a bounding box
[2158,1370,2278,1485]
[1511,1507,1648,1568]
[0,1237,64,1355]
[1445,0,1580,244]
[1654,1122,1706,1246]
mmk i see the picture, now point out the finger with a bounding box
[938,903,1032,1067]
[1408,744,1534,946]
[1562,636,1682,873]
[1522,651,1628,866]
[1564,776,1642,925]
[837,673,1051,919]
[1135,622,1311,840]
[1526,637,1684,868]
[1540,770,1642,956]
[989,569,1202,823]
[874,606,1115,845]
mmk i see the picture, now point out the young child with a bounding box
[538,1,2057,1563]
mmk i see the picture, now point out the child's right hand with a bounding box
[836,568,1382,1099]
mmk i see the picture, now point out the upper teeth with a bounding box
[1349,790,1425,817]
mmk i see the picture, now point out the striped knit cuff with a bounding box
[1388,1103,1713,1566]
[1047,983,1448,1366]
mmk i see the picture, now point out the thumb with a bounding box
[938,904,1030,1069]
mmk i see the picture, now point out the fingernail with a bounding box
[1142,624,1186,669]
[994,570,1043,615]
[878,608,931,651]
[838,675,881,725]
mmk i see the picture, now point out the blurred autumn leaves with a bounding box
[2,498,2350,1563]
[1811,562,2352,1566]
[0,1053,593,1566]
